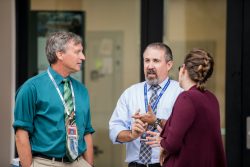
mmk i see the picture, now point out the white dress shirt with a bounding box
[109,77,183,164]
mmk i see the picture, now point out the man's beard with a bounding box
[145,69,159,85]
[146,78,159,85]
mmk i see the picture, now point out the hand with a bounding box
[132,109,141,119]
[131,119,148,139]
[160,148,169,166]
[132,105,156,125]
[145,125,162,147]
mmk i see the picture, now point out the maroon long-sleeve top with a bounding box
[160,86,226,167]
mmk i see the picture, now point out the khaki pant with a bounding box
[30,156,92,167]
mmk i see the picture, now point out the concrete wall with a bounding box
[0,0,15,166]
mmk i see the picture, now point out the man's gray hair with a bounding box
[144,42,173,62]
[45,31,82,64]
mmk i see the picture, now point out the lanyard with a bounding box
[47,69,76,116]
[144,79,170,112]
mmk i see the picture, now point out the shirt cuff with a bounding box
[84,127,95,135]
[13,120,34,133]
[110,126,128,144]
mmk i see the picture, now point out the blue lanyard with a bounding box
[144,79,170,112]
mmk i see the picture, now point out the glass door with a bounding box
[163,0,226,144]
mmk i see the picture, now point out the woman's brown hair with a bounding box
[184,48,214,91]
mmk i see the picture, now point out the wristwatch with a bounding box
[153,118,161,129]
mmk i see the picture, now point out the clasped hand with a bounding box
[130,105,157,140]
[130,116,148,139]
[131,107,166,165]
[132,104,156,125]
[132,106,163,147]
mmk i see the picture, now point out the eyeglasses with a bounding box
[178,64,184,71]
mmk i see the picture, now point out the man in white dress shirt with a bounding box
[109,43,182,167]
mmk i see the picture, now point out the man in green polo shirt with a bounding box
[13,31,95,167]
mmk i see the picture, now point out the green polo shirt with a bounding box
[13,67,95,157]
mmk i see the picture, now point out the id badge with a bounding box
[67,125,78,137]
[66,125,79,160]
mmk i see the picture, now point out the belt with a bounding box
[128,162,161,167]
[33,153,72,163]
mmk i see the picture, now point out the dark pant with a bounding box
[128,162,161,167]
[32,153,71,163]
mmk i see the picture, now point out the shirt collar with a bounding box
[159,77,170,89]
[48,66,70,85]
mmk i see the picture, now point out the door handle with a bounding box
[94,145,104,157]
[247,117,250,149]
